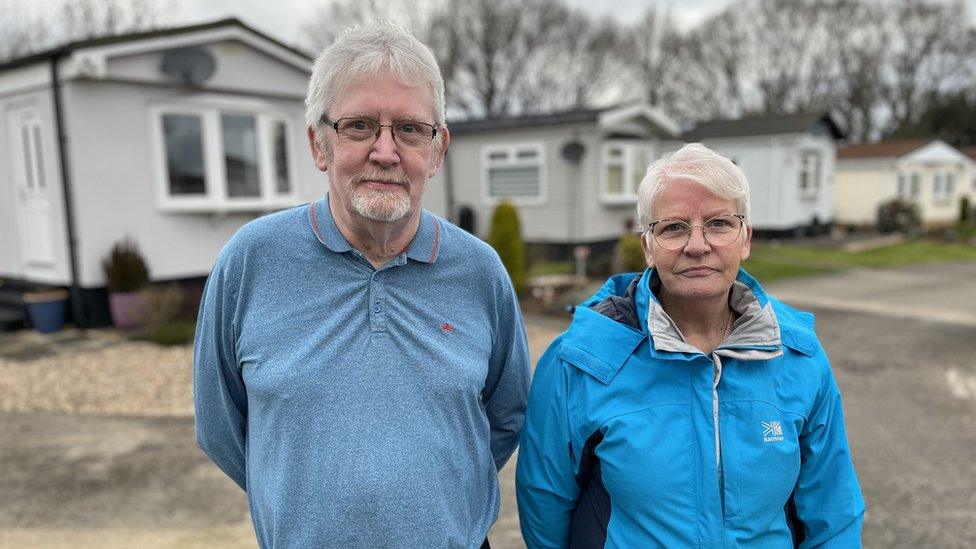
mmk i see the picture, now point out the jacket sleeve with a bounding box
[794,357,865,547]
[193,251,248,491]
[516,340,580,549]
[483,275,531,471]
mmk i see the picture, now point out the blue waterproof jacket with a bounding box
[516,269,864,548]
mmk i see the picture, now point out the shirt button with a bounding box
[372,303,381,313]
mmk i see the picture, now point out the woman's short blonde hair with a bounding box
[636,143,751,230]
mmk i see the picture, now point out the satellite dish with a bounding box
[161,47,216,86]
[561,140,585,163]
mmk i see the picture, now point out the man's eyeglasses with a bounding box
[648,214,745,250]
[324,117,438,147]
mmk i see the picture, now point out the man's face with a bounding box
[307,70,448,224]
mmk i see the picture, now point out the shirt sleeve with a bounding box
[483,276,531,471]
[516,340,580,549]
[193,250,248,491]
[794,358,865,547]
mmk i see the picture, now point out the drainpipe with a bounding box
[50,52,85,326]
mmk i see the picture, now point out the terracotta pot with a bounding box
[108,290,149,328]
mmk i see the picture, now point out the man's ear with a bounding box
[428,126,450,179]
[308,126,329,172]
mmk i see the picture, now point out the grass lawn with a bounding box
[744,240,976,282]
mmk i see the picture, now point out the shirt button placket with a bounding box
[370,272,386,333]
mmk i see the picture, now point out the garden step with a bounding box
[0,308,26,332]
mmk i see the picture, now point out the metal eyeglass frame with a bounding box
[647,214,746,250]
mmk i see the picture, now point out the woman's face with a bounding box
[641,178,752,305]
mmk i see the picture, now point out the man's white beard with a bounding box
[349,185,411,222]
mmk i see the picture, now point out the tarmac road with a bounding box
[2,263,975,548]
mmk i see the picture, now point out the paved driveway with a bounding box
[2,263,975,548]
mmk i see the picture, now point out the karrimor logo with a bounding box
[762,421,784,443]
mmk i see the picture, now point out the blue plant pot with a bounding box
[24,290,69,334]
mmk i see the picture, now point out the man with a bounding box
[194,20,530,548]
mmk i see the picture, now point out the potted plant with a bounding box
[22,288,70,333]
[103,238,150,328]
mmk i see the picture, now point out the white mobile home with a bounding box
[0,19,320,326]
[425,104,681,253]
[430,109,844,247]
[680,112,845,236]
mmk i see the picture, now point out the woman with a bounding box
[516,143,864,548]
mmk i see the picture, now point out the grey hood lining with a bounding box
[647,276,783,361]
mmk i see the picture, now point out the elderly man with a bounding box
[194,21,530,548]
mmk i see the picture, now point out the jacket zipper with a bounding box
[712,353,727,541]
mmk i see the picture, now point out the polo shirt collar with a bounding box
[308,193,441,264]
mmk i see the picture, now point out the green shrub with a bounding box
[146,283,185,326]
[616,233,648,272]
[876,199,921,234]
[149,319,197,346]
[103,238,149,292]
[961,196,972,224]
[487,200,526,294]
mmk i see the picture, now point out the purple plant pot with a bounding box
[108,291,149,329]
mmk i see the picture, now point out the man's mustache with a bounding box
[350,171,410,190]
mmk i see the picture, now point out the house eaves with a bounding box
[682,112,845,142]
[837,138,932,160]
[447,107,610,135]
[0,18,313,75]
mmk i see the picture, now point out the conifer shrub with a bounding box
[616,232,648,272]
[487,200,526,294]
[960,196,972,224]
[103,238,149,292]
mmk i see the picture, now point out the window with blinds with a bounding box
[481,144,545,204]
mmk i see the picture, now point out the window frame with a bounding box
[600,140,654,205]
[480,142,547,206]
[798,150,822,199]
[150,102,298,213]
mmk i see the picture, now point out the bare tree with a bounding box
[61,0,165,41]
[880,0,971,134]
[516,14,631,113]
[0,0,172,63]
[0,0,50,62]
[301,0,443,55]
[427,0,580,118]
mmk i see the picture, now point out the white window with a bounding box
[897,172,908,198]
[601,141,653,203]
[481,143,545,205]
[798,151,821,198]
[933,171,956,203]
[151,104,296,212]
[909,173,921,200]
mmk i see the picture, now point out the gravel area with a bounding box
[0,314,569,418]
[0,342,195,417]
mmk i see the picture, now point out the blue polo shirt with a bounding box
[194,195,530,548]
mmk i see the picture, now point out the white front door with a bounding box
[8,106,56,267]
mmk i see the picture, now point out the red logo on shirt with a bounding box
[440,323,455,333]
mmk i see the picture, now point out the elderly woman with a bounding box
[516,143,864,548]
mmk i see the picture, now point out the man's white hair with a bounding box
[636,143,751,230]
[305,20,446,137]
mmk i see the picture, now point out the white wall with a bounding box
[440,123,660,244]
[692,133,835,230]
[62,79,324,287]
